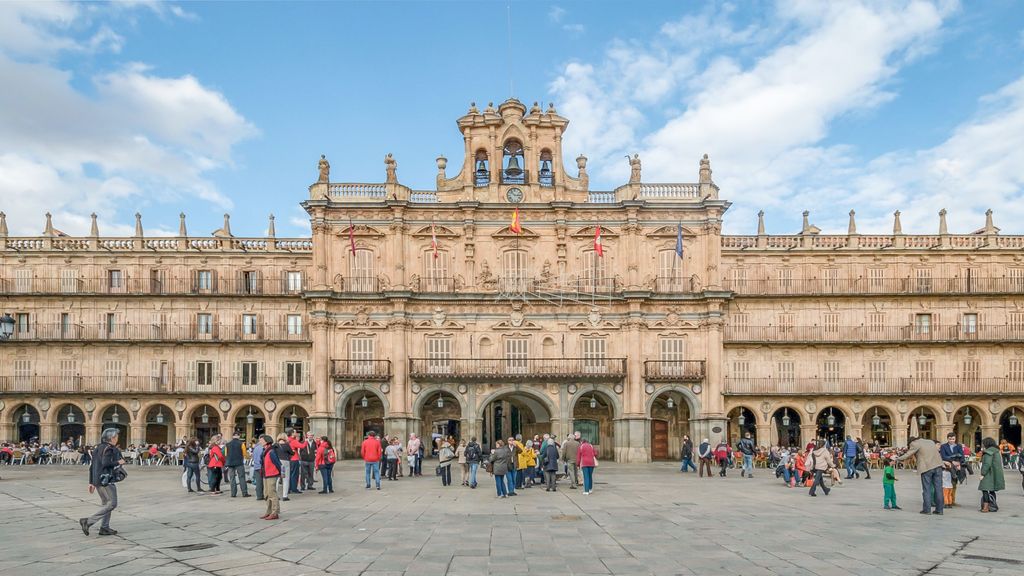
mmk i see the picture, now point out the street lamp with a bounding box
[0,313,14,340]
[246,407,255,425]
[826,407,836,427]
[917,409,927,427]
[1010,409,1019,427]
[962,407,972,426]
[360,395,368,408]
[437,395,444,408]
[289,407,298,426]
[666,396,674,409]
[589,395,597,409]
[22,406,30,423]
[781,408,790,427]
[872,408,881,427]
[201,406,210,424]
[111,407,120,424]
[155,406,165,424]
[66,407,76,423]
[737,410,746,426]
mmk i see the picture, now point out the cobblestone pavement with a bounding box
[0,461,1021,575]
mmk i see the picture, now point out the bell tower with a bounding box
[435,98,589,203]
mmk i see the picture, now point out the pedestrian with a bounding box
[978,437,1005,512]
[250,436,265,501]
[385,437,401,481]
[808,439,834,497]
[854,438,872,480]
[578,436,597,495]
[438,437,455,486]
[698,438,713,477]
[315,437,336,494]
[465,436,481,488]
[224,432,250,498]
[542,436,560,491]
[680,435,696,473]
[939,432,964,507]
[941,466,954,506]
[300,432,317,491]
[561,433,580,489]
[513,434,529,490]
[361,431,383,490]
[79,428,125,536]
[287,429,304,494]
[259,435,281,520]
[184,437,203,493]
[738,432,755,478]
[207,435,224,495]
[714,440,730,477]
[506,436,522,496]
[406,435,418,477]
[489,439,512,498]
[843,435,858,479]
[407,434,422,476]
[276,432,294,501]
[882,456,901,510]
[455,439,469,486]
[896,436,944,515]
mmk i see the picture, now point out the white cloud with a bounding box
[548,6,566,24]
[0,3,254,236]
[547,4,584,36]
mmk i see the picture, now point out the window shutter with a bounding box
[211,361,218,386]
[279,361,287,389]
[213,314,220,339]
[211,270,218,292]
[191,270,198,292]
[257,313,264,338]
[302,361,310,388]
[232,361,241,385]
[258,361,265,387]
[187,361,197,387]
[281,272,288,294]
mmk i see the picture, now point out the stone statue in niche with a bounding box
[318,154,330,183]
[453,274,465,292]
[385,153,398,184]
[332,273,344,292]
[627,153,641,183]
[537,259,553,287]
[408,274,420,292]
[477,260,496,290]
[689,273,703,292]
[377,274,391,291]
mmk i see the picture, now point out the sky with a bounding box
[1,0,1023,238]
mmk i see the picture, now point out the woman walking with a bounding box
[184,438,203,493]
[438,437,455,486]
[578,437,597,495]
[489,439,511,498]
[808,439,834,497]
[455,439,469,486]
[978,437,1005,512]
[315,437,336,494]
[207,435,224,495]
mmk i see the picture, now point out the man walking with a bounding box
[897,436,945,515]
[276,433,294,501]
[79,428,125,536]
[738,432,756,478]
[407,434,422,477]
[362,431,383,490]
[465,436,481,488]
[560,433,580,489]
[698,438,713,477]
[299,432,317,491]
[288,430,304,495]
[843,435,858,479]
[680,435,697,473]
[224,432,250,498]
[250,436,265,500]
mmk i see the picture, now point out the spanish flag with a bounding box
[510,207,522,235]
[594,224,604,257]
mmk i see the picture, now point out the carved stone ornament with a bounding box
[942,399,953,413]
[567,384,578,394]
[613,383,624,394]
[129,399,141,412]
[691,384,702,395]
[989,399,1000,414]
[219,399,231,413]
[897,399,908,414]
[457,384,468,394]
[411,383,421,394]
[356,307,370,326]
[380,383,390,394]
[588,308,601,327]
[432,307,446,327]
[805,401,817,415]
[510,310,525,328]
[84,399,96,412]
[645,383,655,395]
[264,400,277,414]
[333,383,344,394]
[175,399,186,412]
[760,401,771,415]
[38,398,51,412]
[0,400,4,412]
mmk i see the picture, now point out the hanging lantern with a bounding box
[246,407,255,425]
[917,409,927,427]
[201,406,210,424]
[155,407,165,424]
[361,395,368,408]
[962,407,972,426]
[826,407,835,427]
[737,411,746,426]
[666,396,674,409]
[289,407,298,426]
[437,395,444,408]
[66,407,76,423]
[22,407,30,423]
[1010,409,1019,427]
[111,407,120,424]
[589,396,597,409]
[782,408,791,427]
[872,408,880,427]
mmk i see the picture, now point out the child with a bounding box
[883,457,901,510]
[942,466,953,506]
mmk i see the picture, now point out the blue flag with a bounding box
[675,221,684,259]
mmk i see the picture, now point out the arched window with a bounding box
[538,149,554,187]
[474,150,490,187]
[502,140,525,184]
[349,249,375,292]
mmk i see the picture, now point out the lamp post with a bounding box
[360,396,368,408]
[246,407,255,425]
[437,395,444,409]
[22,406,30,423]
[589,395,597,409]
[962,407,972,426]
[781,408,790,427]
[155,407,165,424]
[826,407,836,427]
[666,396,674,409]
[289,407,298,426]
[201,406,209,424]
[917,409,927,427]
[872,408,881,427]
[0,313,14,340]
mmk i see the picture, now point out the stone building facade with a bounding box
[1,97,1022,460]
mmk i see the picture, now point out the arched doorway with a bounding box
[953,405,983,450]
[13,404,41,443]
[771,407,801,448]
[100,404,129,446]
[998,407,1021,447]
[279,405,309,435]
[649,390,690,460]
[816,406,846,446]
[190,404,220,444]
[862,406,893,447]
[479,391,554,453]
[572,390,616,460]
[56,404,86,446]
[727,406,757,444]
[339,391,386,458]
[232,405,266,444]
[144,404,174,445]
[418,390,463,447]
[908,406,938,441]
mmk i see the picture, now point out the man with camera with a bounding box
[79,428,126,536]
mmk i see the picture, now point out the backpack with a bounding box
[326,449,337,464]
[465,444,480,462]
[202,451,211,466]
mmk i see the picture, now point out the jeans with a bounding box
[742,454,753,476]
[809,470,829,496]
[209,467,223,492]
[505,468,517,494]
[920,466,944,513]
[289,460,300,492]
[516,468,526,489]
[185,462,201,490]
[86,484,117,529]
[884,483,897,508]
[782,467,794,485]
[280,461,290,498]
[440,465,452,486]
[718,459,728,476]
[981,490,998,511]
[582,466,594,492]
[414,453,423,475]
[253,468,264,499]
[320,463,334,492]
[680,456,696,472]
[226,465,248,496]
[364,461,381,488]
[300,461,315,489]
[845,455,857,478]
[469,462,479,487]
[495,474,507,496]
[386,458,398,480]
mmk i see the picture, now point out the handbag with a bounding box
[593,457,599,468]
[435,465,441,476]
[100,464,127,486]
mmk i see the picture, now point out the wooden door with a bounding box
[651,419,669,460]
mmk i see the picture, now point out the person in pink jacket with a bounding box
[578,437,598,495]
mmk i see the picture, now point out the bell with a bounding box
[505,155,522,175]
[476,159,487,176]
[540,159,552,176]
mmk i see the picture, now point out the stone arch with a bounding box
[569,386,620,459]
[336,386,389,458]
[951,402,993,427]
[92,400,132,425]
[724,401,763,424]
[644,385,702,420]
[226,403,268,423]
[184,402,220,423]
[137,400,176,424]
[861,404,897,446]
[906,403,943,441]
[570,384,624,420]
[335,385,391,417]
[8,403,41,443]
[814,405,851,446]
[475,386,559,422]
[277,403,312,433]
[411,385,467,419]
[52,402,87,439]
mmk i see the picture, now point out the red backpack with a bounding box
[326,448,337,464]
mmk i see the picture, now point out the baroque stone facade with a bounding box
[1,97,1022,460]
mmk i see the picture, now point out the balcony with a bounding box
[0,276,307,297]
[656,276,690,293]
[724,377,1024,396]
[408,357,628,381]
[500,169,529,185]
[418,276,456,293]
[643,360,706,381]
[335,276,380,293]
[0,323,310,343]
[0,375,311,394]
[330,359,392,381]
[724,325,1024,344]
[724,277,1024,297]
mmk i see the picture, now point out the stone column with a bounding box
[173,423,189,444]
[390,316,410,416]
[935,423,953,441]
[40,422,58,444]
[311,317,331,416]
[980,425,999,442]
[311,220,329,290]
[85,423,102,446]
[703,316,725,418]
[131,423,146,446]
[800,424,818,447]
[755,424,771,446]
[847,423,864,442]
[894,424,909,447]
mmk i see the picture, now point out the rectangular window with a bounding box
[504,337,529,374]
[104,359,122,388]
[962,313,978,337]
[961,268,978,293]
[14,269,32,293]
[776,361,795,386]
[732,361,750,382]
[915,268,933,293]
[659,337,685,363]
[427,336,452,373]
[778,268,793,290]
[196,270,212,291]
[1009,268,1024,292]
[424,251,451,292]
[868,312,885,334]
[242,314,258,336]
[868,268,885,292]
[869,360,887,384]
[962,359,980,383]
[822,361,840,384]
[60,313,71,338]
[287,314,303,336]
[659,250,684,292]
[149,269,165,294]
[730,313,749,338]
[914,314,932,338]
[107,269,124,293]
[60,359,78,388]
[350,249,375,292]
[16,312,30,334]
[501,250,529,293]
[60,269,78,293]
[914,360,933,382]
[241,361,258,386]
[197,361,214,386]
[1009,360,1024,382]
[823,313,839,337]
[581,250,606,293]
[14,359,31,389]
[350,337,375,374]
[582,337,607,373]
[1010,312,1024,338]
[241,270,260,294]
[105,313,117,338]
[822,268,839,292]
[286,271,303,292]
[777,313,794,336]
[197,313,213,335]
[730,267,747,291]
[285,362,303,386]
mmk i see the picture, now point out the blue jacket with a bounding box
[939,442,964,463]
[251,442,265,471]
[844,439,858,457]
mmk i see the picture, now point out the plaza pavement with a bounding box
[0,461,1021,576]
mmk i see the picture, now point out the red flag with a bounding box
[348,218,356,255]
[593,224,604,257]
[510,208,522,235]
[431,219,438,259]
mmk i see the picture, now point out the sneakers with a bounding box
[79,518,90,536]
[98,527,118,536]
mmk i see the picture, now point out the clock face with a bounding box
[506,187,524,203]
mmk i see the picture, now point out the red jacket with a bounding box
[288,438,303,461]
[208,444,224,468]
[361,437,382,462]
[578,441,597,467]
[263,446,282,478]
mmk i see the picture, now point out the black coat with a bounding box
[88,442,122,486]
[543,444,560,472]
[225,439,245,467]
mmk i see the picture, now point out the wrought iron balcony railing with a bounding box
[335,276,381,293]
[417,276,457,293]
[724,277,1024,297]
[723,377,1024,396]
[0,323,310,343]
[0,375,311,394]
[408,357,627,380]
[330,359,392,380]
[0,275,307,296]
[643,360,706,381]
[724,325,1024,344]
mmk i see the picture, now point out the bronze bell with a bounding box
[540,159,552,176]
[476,159,487,177]
[505,155,522,174]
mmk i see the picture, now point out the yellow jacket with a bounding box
[518,445,536,469]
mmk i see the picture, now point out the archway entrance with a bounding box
[191,404,220,444]
[232,405,266,443]
[418,390,462,448]
[279,405,309,435]
[480,392,552,453]
[999,407,1021,447]
[340,392,385,458]
[56,404,86,446]
[572,390,615,460]
[727,407,757,444]
[771,407,801,448]
[816,407,846,446]
[144,404,174,445]
[101,405,129,446]
[649,390,690,460]
[14,405,40,443]
[953,406,983,450]
[862,407,893,447]
[908,407,938,440]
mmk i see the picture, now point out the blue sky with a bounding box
[1,1,1023,237]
